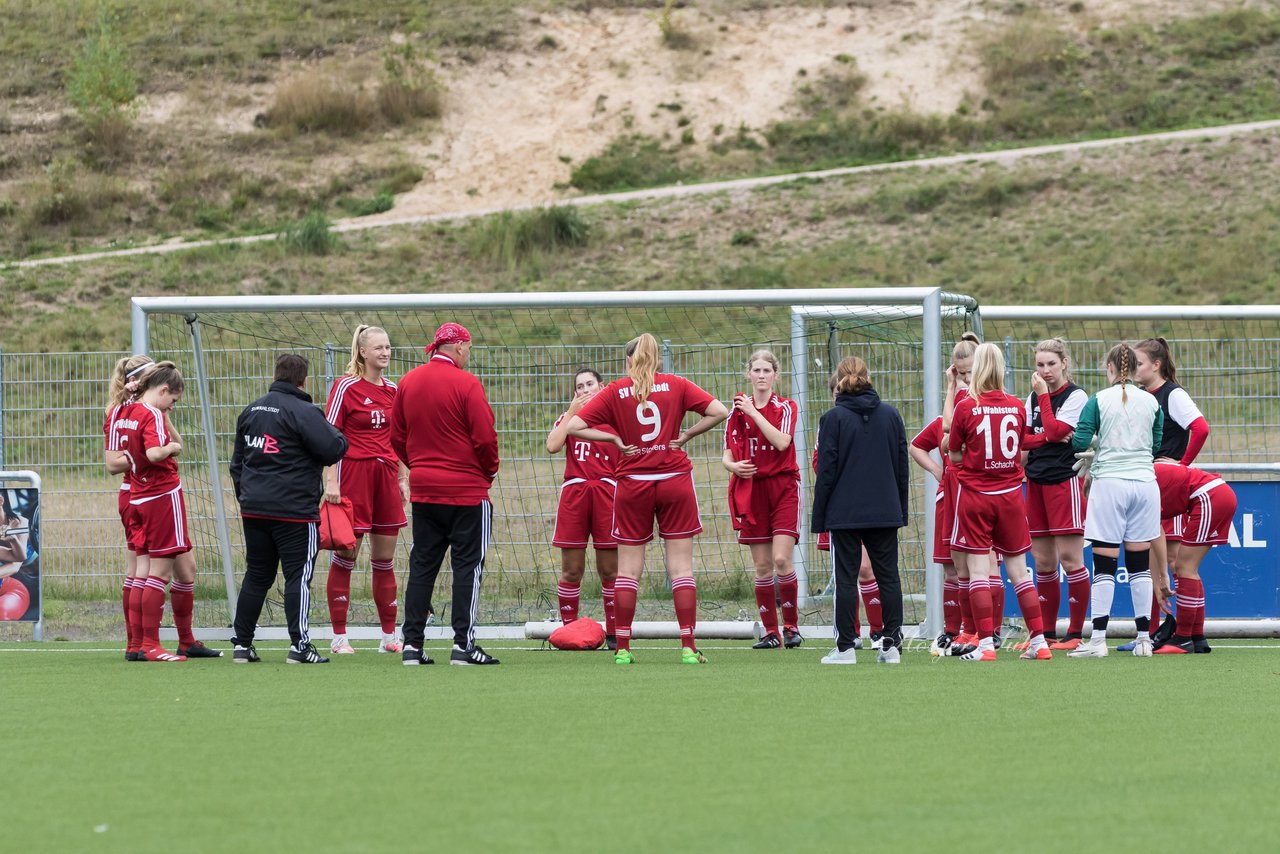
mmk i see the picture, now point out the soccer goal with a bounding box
[131,288,980,640]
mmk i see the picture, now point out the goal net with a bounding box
[131,288,980,638]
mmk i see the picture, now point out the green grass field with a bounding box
[6,639,1278,852]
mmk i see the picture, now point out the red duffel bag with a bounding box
[319,497,357,551]
[548,618,606,650]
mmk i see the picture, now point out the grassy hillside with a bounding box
[4,128,1279,353]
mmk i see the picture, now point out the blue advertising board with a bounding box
[1018,480,1278,619]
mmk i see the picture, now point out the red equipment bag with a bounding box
[318,497,357,551]
[548,618,606,650]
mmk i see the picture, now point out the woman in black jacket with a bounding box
[812,356,909,664]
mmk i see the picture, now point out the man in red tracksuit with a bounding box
[390,322,502,666]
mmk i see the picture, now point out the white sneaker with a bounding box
[379,632,404,654]
[330,635,356,655]
[1131,638,1153,657]
[820,647,858,665]
[1068,638,1108,658]
[877,644,901,664]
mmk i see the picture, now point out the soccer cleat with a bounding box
[605,634,617,651]
[783,627,804,649]
[1154,638,1192,655]
[877,643,901,665]
[954,632,977,646]
[869,631,883,649]
[930,633,954,657]
[681,646,707,665]
[1020,647,1053,660]
[1132,638,1153,657]
[1116,640,1137,652]
[178,641,223,658]
[330,636,356,655]
[1049,637,1083,651]
[958,647,995,662]
[820,647,857,665]
[614,649,635,665]
[752,633,783,650]
[1068,638,1108,658]
[1151,615,1178,649]
[378,633,404,654]
[1192,638,1212,654]
[232,644,260,664]
[401,645,435,666]
[287,643,330,664]
[125,651,141,662]
[1011,640,1031,651]
[949,642,978,658]
[991,631,1004,651]
[450,644,500,666]
[142,646,186,662]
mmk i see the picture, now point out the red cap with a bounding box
[425,322,472,354]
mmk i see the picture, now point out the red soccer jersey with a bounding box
[1155,463,1221,519]
[947,390,1027,493]
[555,413,617,483]
[105,403,135,490]
[121,402,181,499]
[576,373,715,477]
[326,375,397,461]
[724,394,799,479]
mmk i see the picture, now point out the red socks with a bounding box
[671,576,698,649]
[140,577,168,649]
[943,579,961,635]
[859,580,883,634]
[327,554,355,634]
[1175,577,1205,638]
[170,580,196,647]
[1065,567,1090,635]
[776,571,799,628]
[1014,579,1044,636]
[968,577,994,639]
[122,579,136,652]
[958,577,974,635]
[1036,570,1060,638]
[991,575,1005,632]
[601,581,616,636]
[557,581,581,623]
[613,577,639,652]
[370,560,398,634]
[754,577,779,637]
[127,580,146,653]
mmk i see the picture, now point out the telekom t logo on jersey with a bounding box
[371,410,386,429]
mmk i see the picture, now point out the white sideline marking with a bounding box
[10,119,1280,269]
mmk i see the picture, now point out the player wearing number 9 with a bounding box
[566,333,729,666]
[947,343,1052,661]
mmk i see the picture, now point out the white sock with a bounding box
[1137,630,1150,642]
[382,632,397,642]
[1091,575,1115,622]
[978,636,994,651]
[1130,570,1153,627]
[1029,633,1046,650]
[333,634,347,643]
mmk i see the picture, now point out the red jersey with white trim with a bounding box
[1154,463,1220,519]
[326,375,397,461]
[105,403,136,490]
[910,389,968,492]
[947,390,1027,493]
[724,394,799,479]
[555,412,617,482]
[121,403,181,498]
[576,373,715,477]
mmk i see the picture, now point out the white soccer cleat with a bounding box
[330,635,356,655]
[820,647,857,665]
[1131,638,1153,657]
[379,632,404,654]
[1068,638,1108,658]
[877,644,901,664]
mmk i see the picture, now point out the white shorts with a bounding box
[1083,478,1161,544]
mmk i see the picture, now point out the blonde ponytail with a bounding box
[626,333,660,404]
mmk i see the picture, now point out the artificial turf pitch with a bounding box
[6,639,1278,853]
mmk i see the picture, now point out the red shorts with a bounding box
[1181,480,1236,547]
[612,474,702,545]
[118,489,147,555]
[817,532,830,551]
[931,487,952,564]
[338,457,408,536]
[951,484,1031,557]
[1026,477,1087,537]
[130,487,192,557]
[737,475,801,545]
[553,479,617,549]
[1162,513,1185,543]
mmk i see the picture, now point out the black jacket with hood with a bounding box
[811,387,909,532]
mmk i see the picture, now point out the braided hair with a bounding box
[1105,343,1137,403]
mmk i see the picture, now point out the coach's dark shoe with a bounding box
[286,643,329,664]
[125,651,141,662]
[753,633,783,649]
[1192,636,1213,654]
[232,644,261,664]
[179,641,223,659]
[1151,615,1178,648]
[605,634,617,651]
[450,644,500,665]
[402,646,435,666]
[783,627,804,649]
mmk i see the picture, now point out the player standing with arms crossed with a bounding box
[323,325,410,656]
[566,333,729,665]
[546,368,619,648]
[723,350,803,650]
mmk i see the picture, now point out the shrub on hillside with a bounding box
[66,6,139,166]
[570,135,698,193]
[281,210,340,255]
[267,74,375,136]
[467,206,589,270]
